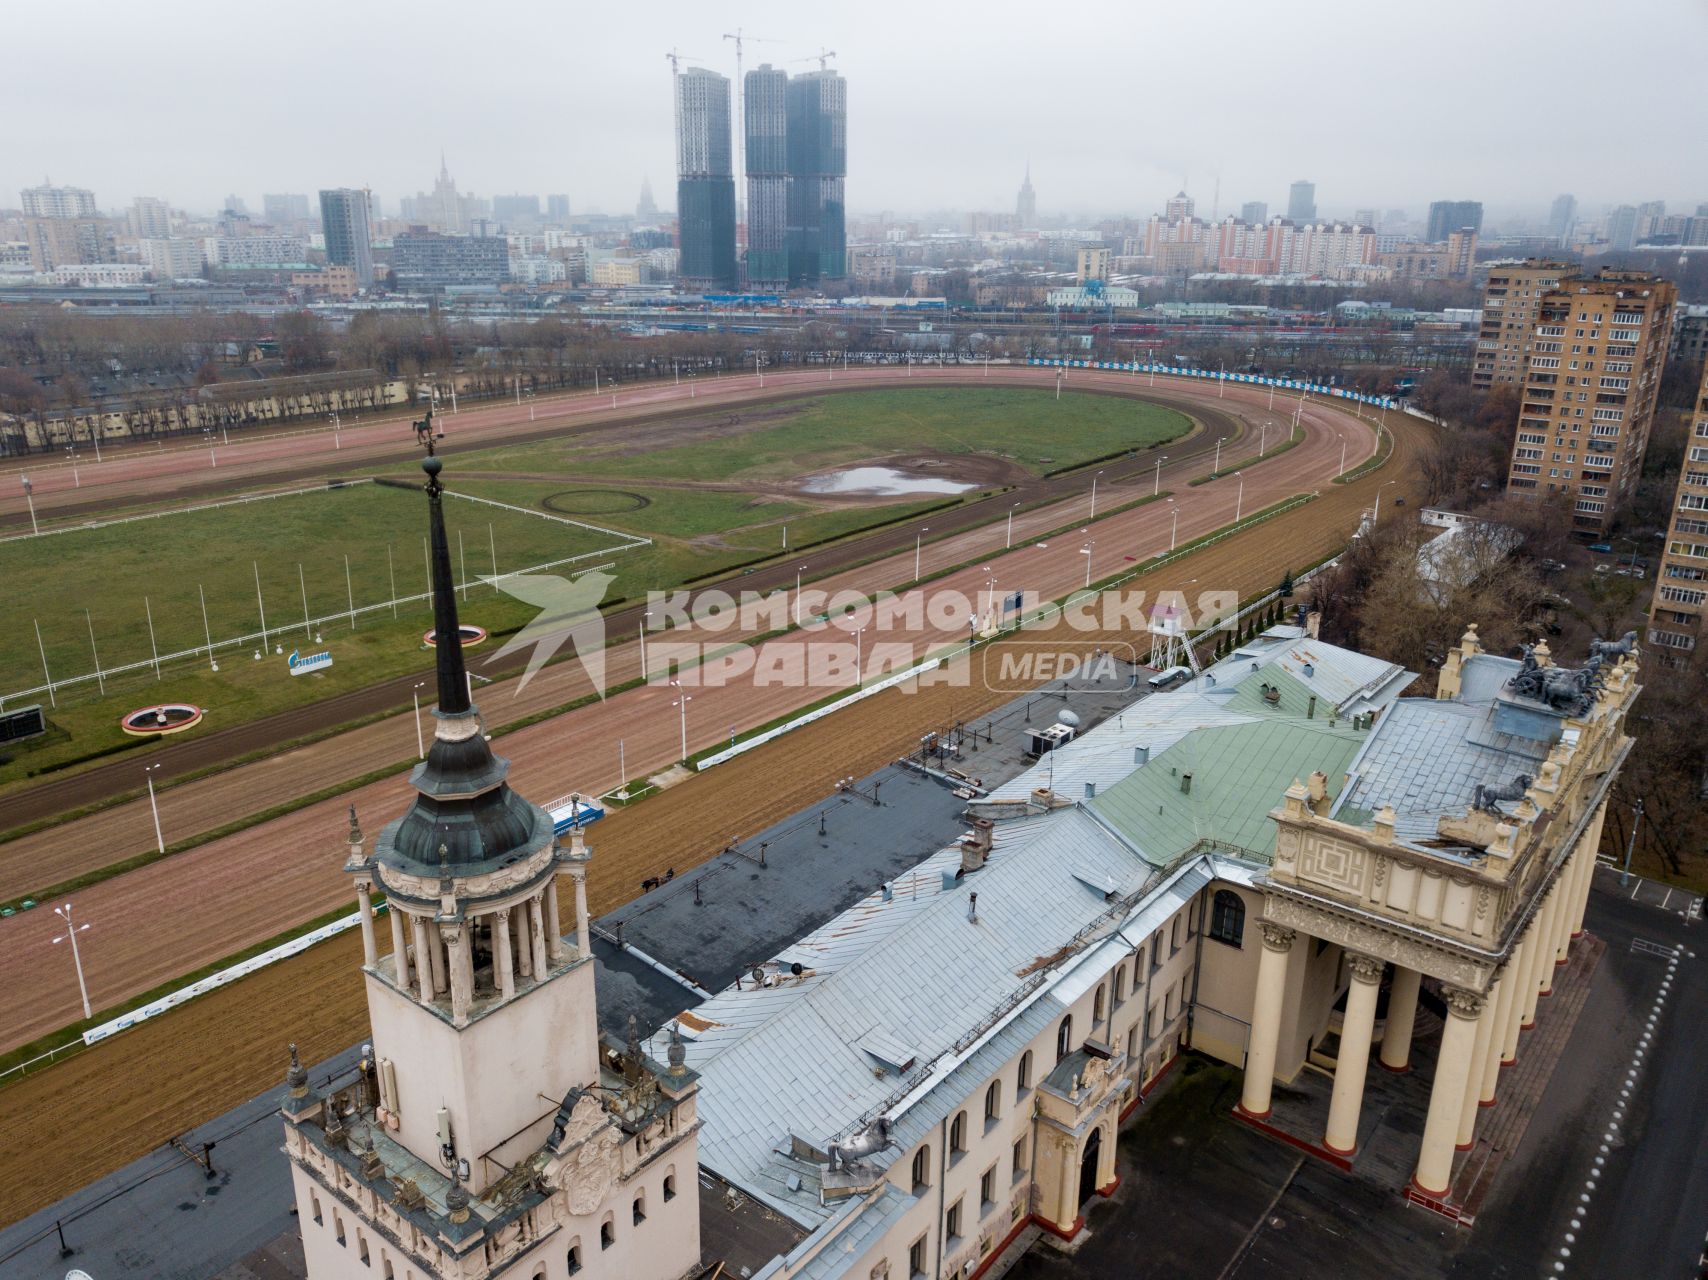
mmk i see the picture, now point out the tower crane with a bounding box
[722,29,783,185]
[665,48,702,76]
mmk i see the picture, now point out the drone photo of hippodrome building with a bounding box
[278,455,1639,1280]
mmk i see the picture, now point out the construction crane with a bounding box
[722,29,783,187]
[665,48,702,77]
[792,48,837,71]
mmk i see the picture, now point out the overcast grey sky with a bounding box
[7,0,1702,222]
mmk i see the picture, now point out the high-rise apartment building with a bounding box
[141,237,205,279]
[1473,260,1576,390]
[318,188,374,286]
[263,193,312,225]
[393,230,510,288]
[546,193,570,222]
[1164,191,1195,222]
[130,196,172,239]
[1504,269,1676,531]
[1287,180,1316,223]
[1425,199,1483,243]
[674,66,737,289]
[1549,194,1577,243]
[493,194,542,225]
[744,64,789,288]
[1646,359,1708,660]
[1606,206,1638,251]
[21,183,97,219]
[25,218,115,270]
[1076,245,1110,283]
[785,69,847,285]
[1016,164,1037,228]
[1240,201,1267,226]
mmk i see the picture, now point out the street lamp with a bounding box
[412,681,427,758]
[1080,542,1094,589]
[66,444,79,488]
[1214,436,1223,475]
[796,564,807,625]
[1373,479,1398,524]
[1006,504,1019,549]
[329,411,342,449]
[20,476,38,536]
[640,610,652,680]
[1338,435,1348,476]
[1620,797,1644,887]
[144,763,165,854]
[1090,470,1104,519]
[915,529,929,582]
[51,903,93,1021]
[853,627,865,683]
[1169,500,1180,551]
[1234,472,1245,522]
[1260,420,1272,455]
[1154,454,1167,496]
[670,681,692,761]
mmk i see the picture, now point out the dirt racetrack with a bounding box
[0,396,1431,1227]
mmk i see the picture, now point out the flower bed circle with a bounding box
[121,703,205,736]
[422,623,488,648]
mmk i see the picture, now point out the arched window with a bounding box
[600,1216,615,1250]
[1209,890,1246,947]
[633,1191,646,1224]
[310,1192,323,1225]
[1093,984,1107,1024]
[1056,1015,1073,1062]
[566,1241,583,1274]
[1113,964,1127,1006]
[911,1144,931,1190]
[663,1169,677,1201]
[950,1110,967,1155]
[983,1080,1001,1126]
[1016,1050,1033,1098]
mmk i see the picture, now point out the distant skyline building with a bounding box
[392,230,509,288]
[130,195,172,239]
[1606,205,1638,251]
[1164,190,1194,222]
[1424,199,1484,243]
[1287,180,1315,223]
[1015,164,1037,229]
[1548,193,1577,242]
[263,193,311,225]
[636,177,660,223]
[21,182,97,219]
[785,68,847,285]
[674,65,737,289]
[1239,200,1267,226]
[493,193,542,225]
[546,193,570,222]
[318,187,374,286]
[743,63,790,288]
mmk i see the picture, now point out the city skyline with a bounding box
[4,0,1703,220]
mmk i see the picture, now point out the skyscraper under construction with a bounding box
[674,66,737,290]
[743,64,790,290]
[739,63,846,291]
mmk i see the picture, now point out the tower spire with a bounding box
[421,445,471,716]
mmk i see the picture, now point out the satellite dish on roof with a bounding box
[1056,709,1082,728]
[66,1272,96,1280]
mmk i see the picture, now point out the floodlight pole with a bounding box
[1620,797,1644,887]
[21,477,38,536]
[412,682,426,759]
[51,903,93,1021]
[145,764,165,854]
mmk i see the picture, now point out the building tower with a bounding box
[636,176,660,223]
[318,188,374,287]
[1645,356,1708,660]
[1287,180,1316,224]
[1472,259,1577,390]
[281,434,701,1280]
[744,64,790,289]
[674,66,737,289]
[1015,163,1037,229]
[1549,193,1577,244]
[785,68,847,285]
[1425,199,1484,244]
[1503,268,1677,532]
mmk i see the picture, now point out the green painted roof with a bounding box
[1089,712,1365,866]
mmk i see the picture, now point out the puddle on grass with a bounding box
[802,465,977,496]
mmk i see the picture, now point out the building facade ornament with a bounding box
[1259,922,1297,952]
[1442,985,1486,1019]
[1347,952,1385,984]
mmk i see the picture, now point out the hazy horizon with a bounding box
[7,0,1703,224]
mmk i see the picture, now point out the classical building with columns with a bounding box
[280,449,701,1280]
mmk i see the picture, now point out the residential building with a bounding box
[130,196,172,239]
[1548,194,1576,242]
[1164,190,1194,222]
[848,243,897,291]
[509,255,568,285]
[1647,358,1708,660]
[140,237,205,279]
[1504,268,1677,530]
[1373,231,1477,281]
[546,193,571,222]
[1016,165,1038,229]
[1075,245,1111,283]
[1425,199,1484,243]
[675,66,737,289]
[1473,260,1576,390]
[493,193,542,225]
[51,263,146,286]
[392,230,509,288]
[318,188,374,286]
[1239,200,1267,226]
[21,182,97,219]
[24,217,115,270]
[205,234,309,266]
[263,193,312,225]
[785,69,848,285]
[1287,180,1315,223]
[744,64,790,288]
[290,265,359,298]
[284,457,701,1280]
[592,257,650,286]
[1606,206,1638,251]
[1672,304,1708,365]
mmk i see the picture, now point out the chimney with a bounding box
[1305,610,1321,639]
[1303,661,1315,678]
[1180,772,1193,795]
[1084,781,1097,799]
[881,881,893,902]
[959,818,994,874]
[967,892,978,924]
[1133,745,1150,765]
[1307,695,1317,719]
[1306,770,1329,814]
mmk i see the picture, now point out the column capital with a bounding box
[1442,985,1485,1020]
[1347,952,1385,984]
[1259,922,1297,952]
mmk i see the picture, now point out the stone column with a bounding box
[1498,937,1527,1065]
[1379,966,1421,1072]
[514,903,533,979]
[529,894,549,979]
[544,877,566,964]
[1537,887,1563,998]
[412,916,433,1002]
[1521,898,1553,1023]
[1325,953,1384,1155]
[1552,864,1574,966]
[494,908,516,1001]
[1412,986,1485,1197]
[389,902,411,992]
[445,925,473,1027]
[1570,804,1607,936]
[1480,969,1514,1104]
[1237,923,1297,1119]
[426,919,448,996]
[356,881,378,968]
[1456,980,1499,1149]
[572,866,592,960]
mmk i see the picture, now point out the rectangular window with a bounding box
[981,1166,997,1213]
[947,1198,963,1243]
[910,1234,929,1279]
[1013,1135,1029,1181]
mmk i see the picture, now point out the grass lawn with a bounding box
[441,387,1191,485]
